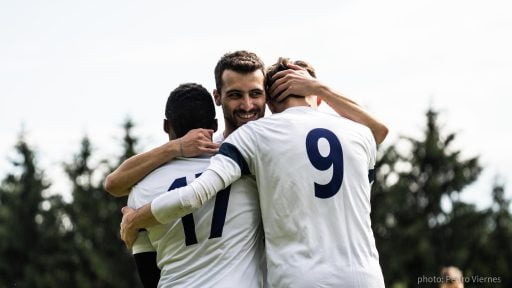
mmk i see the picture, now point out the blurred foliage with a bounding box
[371,108,511,288]
[0,119,142,288]
[0,111,510,287]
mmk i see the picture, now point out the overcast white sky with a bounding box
[1,0,511,208]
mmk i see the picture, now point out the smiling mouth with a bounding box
[236,111,259,120]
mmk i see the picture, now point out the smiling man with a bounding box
[213,53,266,137]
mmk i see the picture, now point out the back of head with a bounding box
[265,57,316,101]
[165,83,216,138]
[440,266,464,288]
[214,50,265,92]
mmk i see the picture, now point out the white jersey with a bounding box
[208,106,385,288]
[128,140,264,288]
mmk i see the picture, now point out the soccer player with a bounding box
[120,58,386,287]
[125,82,265,287]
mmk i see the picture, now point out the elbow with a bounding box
[374,124,389,145]
[103,174,127,197]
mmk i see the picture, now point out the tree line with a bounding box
[0,110,510,287]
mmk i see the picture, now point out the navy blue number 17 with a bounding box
[305,128,344,199]
[168,174,231,246]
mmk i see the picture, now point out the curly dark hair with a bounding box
[165,83,216,138]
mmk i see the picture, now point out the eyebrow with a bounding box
[225,88,264,94]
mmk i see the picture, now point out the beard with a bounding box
[224,107,265,130]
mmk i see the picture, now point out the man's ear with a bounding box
[316,96,323,107]
[163,119,169,133]
[305,95,319,109]
[213,89,222,106]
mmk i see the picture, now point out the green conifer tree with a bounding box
[371,108,482,287]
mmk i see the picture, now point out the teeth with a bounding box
[237,112,257,119]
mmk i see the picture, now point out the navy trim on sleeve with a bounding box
[219,143,250,175]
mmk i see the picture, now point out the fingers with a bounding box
[120,221,135,250]
[271,65,307,82]
[204,129,214,138]
[203,141,220,149]
[270,69,308,100]
[125,234,134,250]
[270,81,293,103]
[182,138,219,157]
[197,129,214,136]
[121,206,133,214]
[195,130,214,142]
[270,76,289,98]
[272,67,303,80]
[194,129,214,140]
[272,69,293,81]
[275,90,293,103]
[285,63,306,71]
[198,142,220,154]
[200,147,219,155]
[122,234,134,250]
[184,129,214,140]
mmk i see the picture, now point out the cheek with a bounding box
[222,100,238,114]
[255,99,266,111]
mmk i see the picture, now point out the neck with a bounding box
[223,123,235,138]
[283,97,310,109]
[270,96,313,113]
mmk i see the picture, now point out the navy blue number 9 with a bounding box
[306,128,344,199]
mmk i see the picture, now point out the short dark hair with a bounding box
[165,83,216,138]
[265,57,316,101]
[214,50,265,93]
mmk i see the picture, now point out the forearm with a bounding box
[317,85,389,144]
[128,203,160,229]
[150,169,228,224]
[104,140,181,197]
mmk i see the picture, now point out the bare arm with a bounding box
[120,205,158,249]
[311,84,388,144]
[104,128,219,197]
[270,64,389,144]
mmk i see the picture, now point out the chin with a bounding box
[237,118,257,127]
[270,107,284,114]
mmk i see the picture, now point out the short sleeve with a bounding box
[366,127,377,169]
[209,124,257,182]
[132,230,156,254]
[129,185,147,209]
[363,127,377,184]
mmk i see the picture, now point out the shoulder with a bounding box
[213,132,225,144]
[134,157,210,188]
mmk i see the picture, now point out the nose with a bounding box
[240,95,254,111]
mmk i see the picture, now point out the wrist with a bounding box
[315,82,332,100]
[162,140,181,160]
[125,212,139,230]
